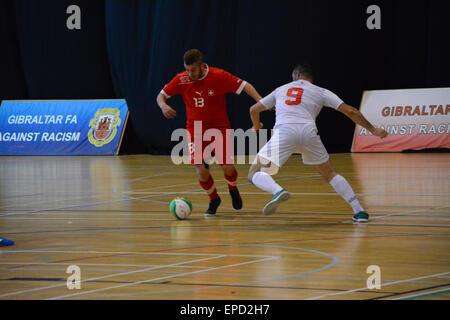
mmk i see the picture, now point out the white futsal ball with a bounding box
[169,198,192,220]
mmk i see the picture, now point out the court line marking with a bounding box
[0,166,182,210]
[47,256,278,300]
[2,249,275,259]
[0,265,277,277]
[113,173,310,195]
[0,193,105,211]
[3,201,446,219]
[128,169,354,193]
[125,191,344,195]
[112,173,319,212]
[0,172,278,216]
[0,262,210,269]
[394,287,450,300]
[0,265,443,286]
[120,191,450,197]
[3,216,449,227]
[112,172,450,220]
[0,276,400,295]
[70,244,340,299]
[1,216,345,222]
[0,198,139,217]
[2,208,447,219]
[359,201,450,209]
[306,271,450,300]
[3,213,449,220]
[3,223,449,238]
[0,254,227,299]
[0,172,180,217]
[3,210,448,218]
[370,206,450,221]
[2,168,447,219]
[2,161,446,298]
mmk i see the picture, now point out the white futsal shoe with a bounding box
[262,189,290,215]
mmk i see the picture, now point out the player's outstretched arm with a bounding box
[156,93,177,119]
[337,103,388,138]
[243,82,263,102]
[249,102,267,132]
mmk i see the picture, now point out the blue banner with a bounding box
[0,100,129,155]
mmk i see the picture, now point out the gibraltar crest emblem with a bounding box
[88,109,121,147]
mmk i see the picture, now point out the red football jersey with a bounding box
[161,65,246,129]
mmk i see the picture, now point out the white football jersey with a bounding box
[260,80,344,126]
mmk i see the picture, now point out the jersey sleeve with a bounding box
[161,75,181,98]
[322,89,344,109]
[219,70,247,95]
[259,90,277,109]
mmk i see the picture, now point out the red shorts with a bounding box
[187,127,234,165]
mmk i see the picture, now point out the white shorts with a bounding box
[256,123,329,171]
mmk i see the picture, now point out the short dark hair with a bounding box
[184,49,203,65]
[293,63,313,80]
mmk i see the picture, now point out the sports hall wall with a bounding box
[1,0,449,155]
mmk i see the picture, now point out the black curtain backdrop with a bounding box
[1,0,449,154]
[12,0,115,99]
[0,1,27,99]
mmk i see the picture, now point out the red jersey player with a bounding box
[157,49,262,216]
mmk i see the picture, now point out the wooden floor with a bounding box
[0,153,449,300]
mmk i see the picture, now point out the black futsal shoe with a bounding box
[229,188,243,210]
[204,197,221,217]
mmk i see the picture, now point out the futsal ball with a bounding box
[170,198,192,220]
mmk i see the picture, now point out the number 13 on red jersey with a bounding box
[193,97,204,108]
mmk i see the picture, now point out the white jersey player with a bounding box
[248,64,388,222]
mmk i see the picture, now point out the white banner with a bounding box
[351,88,450,152]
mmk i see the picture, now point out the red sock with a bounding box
[199,175,218,200]
[224,169,238,191]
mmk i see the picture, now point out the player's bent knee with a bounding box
[248,158,276,183]
[260,161,279,176]
[247,166,257,183]
[248,163,261,183]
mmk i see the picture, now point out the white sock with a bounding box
[252,172,283,195]
[329,174,364,214]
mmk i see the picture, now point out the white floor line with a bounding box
[47,256,278,300]
[0,198,134,217]
[73,244,339,299]
[2,161,448,300]
[1,266,443,286]
[0,262,213,269]
[306,271,450,300]
[0,172,179,217]
[123,191,344,195]
[392,287,450,300]
[0,255,226,298]
[370,205,450,221]
[2,249,275,259]
[5,215,449,225]
[3,210,448,218]
[121,190,450,197]
[0,265,279,277]
[0,193,103,211]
